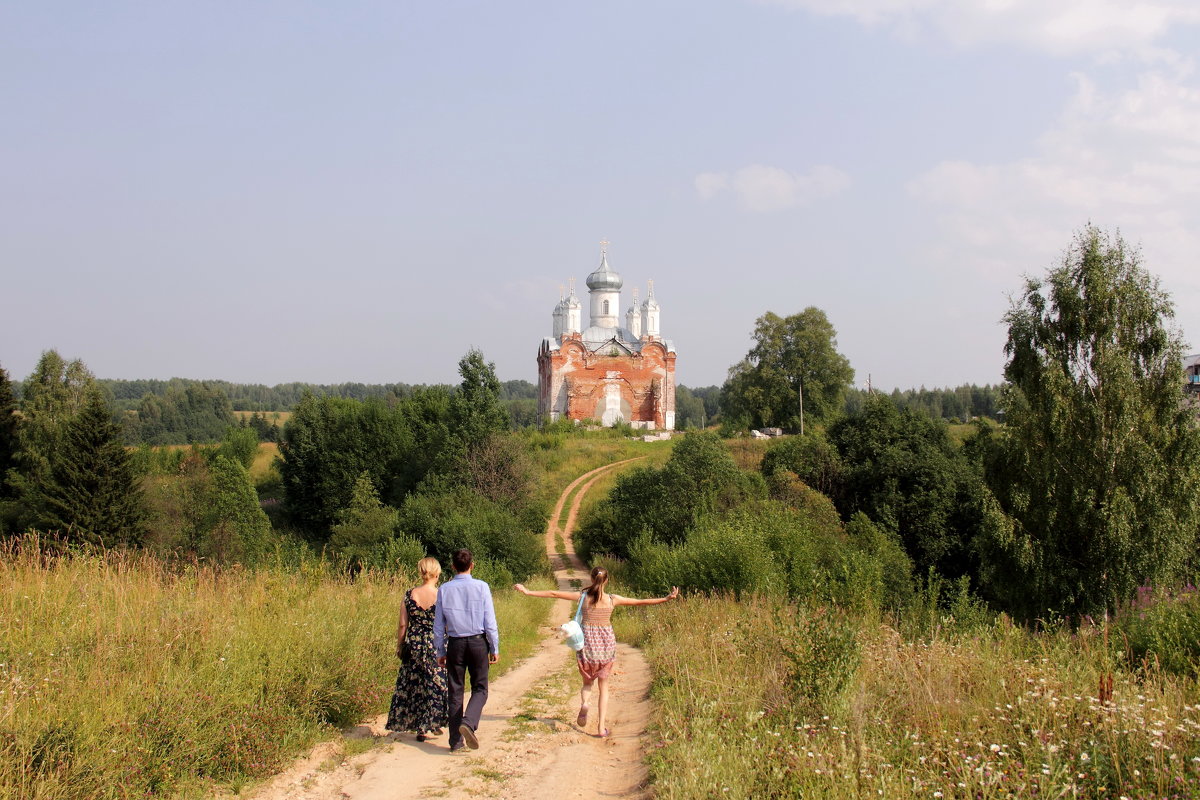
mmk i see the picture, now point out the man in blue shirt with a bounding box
[434,548,500,752]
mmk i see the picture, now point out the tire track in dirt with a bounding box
[242,456,652,800]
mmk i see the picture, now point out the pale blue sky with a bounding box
[4,2,1199,390]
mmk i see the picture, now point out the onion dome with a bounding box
[586,251,623,291]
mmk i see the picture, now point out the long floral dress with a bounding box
[385,589,448,734]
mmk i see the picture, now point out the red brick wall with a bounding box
[537,334,676,427]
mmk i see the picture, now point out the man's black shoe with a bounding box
[449,742,466,753]
[459,724,479,750]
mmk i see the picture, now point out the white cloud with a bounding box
[695,164,851,212]
[761,0,1200,57]
[907,65,1200,327]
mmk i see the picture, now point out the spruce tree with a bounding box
[26,388,145,546]
[0,366,20,531]
[0,366,18,496]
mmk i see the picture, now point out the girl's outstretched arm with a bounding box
[513,584,581,601]
[612,587,680,607]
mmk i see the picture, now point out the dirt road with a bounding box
[246,458,651,800]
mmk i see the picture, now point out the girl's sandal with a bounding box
[577,706,589,727]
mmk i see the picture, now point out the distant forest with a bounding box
[9,376,1002,445]
[677,383,1003,430]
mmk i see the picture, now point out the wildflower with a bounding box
[1080,753,1089,762]
[990,744,1002,752]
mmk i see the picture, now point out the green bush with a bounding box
[397,486,545,580]
[621,500,891,612]
[201,456,274,565]
[209,426,258,470]
[577,431,764,560]
[760,433,845,500]
[776,604,861,720]
[1114,587,1200,676]
[845,512,914,610]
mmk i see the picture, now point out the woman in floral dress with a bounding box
[386,557,448,740]
[515,567,677,738]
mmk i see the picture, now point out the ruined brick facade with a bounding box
[537,246,676,429]
[538,333,676,429]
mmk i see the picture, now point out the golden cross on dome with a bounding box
[558,283,565,300]
[599,238,609,256]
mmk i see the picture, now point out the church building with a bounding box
[537,244,676,429]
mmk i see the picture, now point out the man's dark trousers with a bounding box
[446,634,490,748]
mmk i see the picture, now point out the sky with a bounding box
[3,1,1200,391]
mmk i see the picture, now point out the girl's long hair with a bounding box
[585,567,609,605]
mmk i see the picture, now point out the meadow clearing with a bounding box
[0,540,553,800]
[5,431,1200,800]
[616,594,1200,799]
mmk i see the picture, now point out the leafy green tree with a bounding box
[9,352,100,528]
[720,308,854,432]
[128,381,237,445]
[505,397,539,429]
[201,455,271,563]
[397,485,544,580]
[22,388,144,546]
[211,425,258,469]
[760,433,845,500]
[827,393,986,579]
[459,433,534,509]
[577,431,765,560]
[394,387,455,495]
[328,471,410,571]
[674,385,707,430]
[979,225,1200,619]
[278,394,414,537]
[451,348,510,447]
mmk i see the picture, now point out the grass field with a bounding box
[0,541,552,799]
[526,432,675,512]
[615,596,1200,800]
[249,442,280,482]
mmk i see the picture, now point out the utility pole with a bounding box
[798,379,804,436]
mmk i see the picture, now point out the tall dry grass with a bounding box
[0,540,548,799]
[525,433,673,512]
[616,596,1200,799]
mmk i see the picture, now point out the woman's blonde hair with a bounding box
[417,557,442,580]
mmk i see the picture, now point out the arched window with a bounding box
[603,300,609,315]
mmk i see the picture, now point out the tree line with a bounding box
[672,381,1003,430]
[0,349,547,582]
[6,375,542,447]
